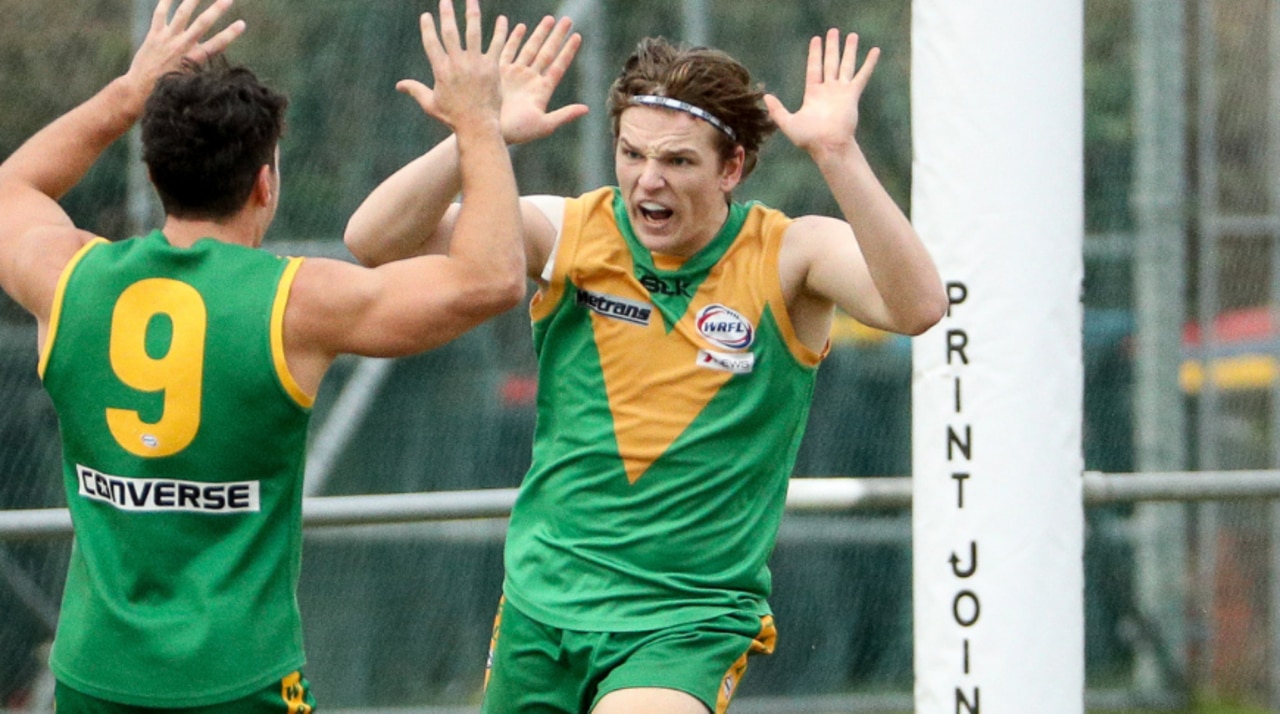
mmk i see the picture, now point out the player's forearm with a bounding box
[815,143,947,334]
[449,120,526,310]
[343,134,464,267]
[0,76,147,201]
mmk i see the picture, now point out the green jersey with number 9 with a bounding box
[39,229,313,708]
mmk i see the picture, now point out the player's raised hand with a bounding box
[398,0,507,133]
[126,0,246,91]
[497,15,589,145]
[764,29,880,157]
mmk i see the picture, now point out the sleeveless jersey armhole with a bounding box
[530,194,586,323]
[761,212,828,368]
[524,195,566,284]
[270,257,313,408]
[39,237,109,379]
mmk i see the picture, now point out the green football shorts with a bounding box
[481,598,776,713]
[54,670,316,714]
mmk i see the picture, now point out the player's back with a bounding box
[39,230,312,707]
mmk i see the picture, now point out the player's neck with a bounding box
[162,212,264,250]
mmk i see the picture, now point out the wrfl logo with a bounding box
[695,304,754,350]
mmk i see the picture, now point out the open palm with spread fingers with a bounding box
[126,0,246,92]
[397,0,506,132]
[764,28,880,156]
[497,15,589,145]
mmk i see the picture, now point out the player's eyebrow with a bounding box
[618,137,700,160]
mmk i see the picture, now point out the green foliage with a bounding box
[0,0,135,236]
[0,0,1162,245]
[1084,0,1135,234]
[0,0,919,243]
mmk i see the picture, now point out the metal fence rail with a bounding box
[4,470,1280,541]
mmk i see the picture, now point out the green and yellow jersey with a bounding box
[504,187,826,631]
[39,230,312,707]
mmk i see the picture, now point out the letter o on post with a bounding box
[953,589,980,627]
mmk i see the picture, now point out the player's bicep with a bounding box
[286,256,493,362]
[0,174,100,354]
[0,222,95,324]
[790,217,894,329]
[396,197,559,285]
[0,179,76,235]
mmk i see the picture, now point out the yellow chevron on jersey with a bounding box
[532,187,821,483]
[512,187,826,631]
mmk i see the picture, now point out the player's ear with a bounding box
[252,164,274,206]
[719,145,746,192]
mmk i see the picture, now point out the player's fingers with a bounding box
[823,27,840,80]
[535,17,573,72]
[197,18,246,58]
[501,22,527,64]
[487,15,509,59]
[805,35,822,86]
[436,0,461,53]
[184,0,235,46]
[763,93,791,124]
[852,46,881,90]
[839,33,859,79]
[544,103,590,129]
[419,12,446,67]
[150,0,174,34]
[169,0,202,31]
[397,79,437,115]
[544,32,581,83]
[463,0,482,52]
[518,16,555,67]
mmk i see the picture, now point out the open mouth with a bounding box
[638,201,674,223]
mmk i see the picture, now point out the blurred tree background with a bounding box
[4,0,1260,711]
[0,0,917,250]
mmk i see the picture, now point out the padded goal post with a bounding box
[911,1,1086,712]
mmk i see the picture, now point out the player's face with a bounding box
[615,106,743,257]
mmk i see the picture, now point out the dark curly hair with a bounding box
[141,58,288,220]
[607,37,776,180]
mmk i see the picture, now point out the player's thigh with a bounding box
[592,612,776,714]
[592,686,708,714]
[54,671,315,714]
[482,598,584,714]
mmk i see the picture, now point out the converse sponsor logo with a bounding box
[576,288,652,326]
[76,465,260,513]
[696,348,755,374]
[696,304,754,350]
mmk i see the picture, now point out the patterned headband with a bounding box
[629,95,737,142]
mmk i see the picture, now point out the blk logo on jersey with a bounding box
[696,304,754,350]
[637,270,693,298]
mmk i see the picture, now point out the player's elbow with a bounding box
[437,260,526,327]
[897,291,949,336]
[898,315,941,337]
[474,267,528,315]
[342,224,385,268]
[474,282,526,319]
